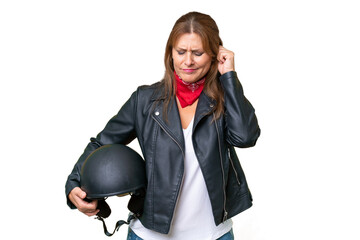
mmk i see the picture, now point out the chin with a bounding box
[182,77,197,83]
[180,74,199,83]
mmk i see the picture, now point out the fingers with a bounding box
[217,46,234,63]
[69,187,99,216]
[79,199,99,217]
[217,46,228,62]
[83,207,100,217]
[217,46,235,75]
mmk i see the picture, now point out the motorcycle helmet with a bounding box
[80,144,146,236]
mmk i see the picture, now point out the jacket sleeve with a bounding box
[65,90,138,209]
[220,71,260,148]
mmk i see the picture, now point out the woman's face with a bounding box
[172,33,212,83]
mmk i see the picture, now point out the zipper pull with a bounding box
[223,210,228,222]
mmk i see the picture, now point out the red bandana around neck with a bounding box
[174,70,205,108]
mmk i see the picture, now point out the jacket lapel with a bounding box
[193,92,216,131]
[150,90,216,152]
[151,97,185,152]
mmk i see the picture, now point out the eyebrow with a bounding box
[175,47,203,52]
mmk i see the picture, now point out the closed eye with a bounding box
[176,50,204,56]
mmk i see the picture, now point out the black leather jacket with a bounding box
[65,71,260,234]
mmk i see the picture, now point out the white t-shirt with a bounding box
[129,117,232,240]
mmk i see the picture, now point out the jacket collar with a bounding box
[151,96,184,151]
[193,92,216,130]
[151,90,216,151]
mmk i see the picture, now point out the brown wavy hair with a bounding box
[160,11,224,120]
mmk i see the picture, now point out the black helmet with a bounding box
[80,144,146,236]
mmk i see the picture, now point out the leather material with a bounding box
[65,71,260,234]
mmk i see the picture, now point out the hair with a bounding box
[159,11,224,120]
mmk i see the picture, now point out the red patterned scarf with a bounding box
[174,71,205,108]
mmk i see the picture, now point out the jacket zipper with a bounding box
[228,148,241,185]
[214,114,228,222]
[151,115,185,159]
[151,114,186,224]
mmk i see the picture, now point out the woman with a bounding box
[66,12,260,240]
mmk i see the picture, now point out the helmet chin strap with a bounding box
[93,189,146,237]
[96,214,135,237]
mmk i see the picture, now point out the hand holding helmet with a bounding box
[68,187,99,216]
[69,144,146,236]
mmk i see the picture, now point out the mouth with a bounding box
[182,68,197,73]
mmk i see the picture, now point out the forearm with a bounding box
[65,140,100,208]
[65,90,138,208]
[220,71,260,147]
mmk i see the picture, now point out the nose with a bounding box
[184,52,194,66]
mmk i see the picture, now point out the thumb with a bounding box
[80,191,87,199]
[76,187,86,199]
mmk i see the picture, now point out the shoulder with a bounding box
[125,81,164,114]
[137,81,163,92]
[136,81,165,101]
